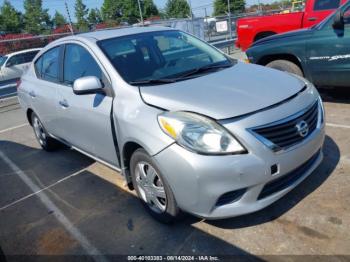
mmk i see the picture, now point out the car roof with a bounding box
[5,48,42,57]
[71,26,176,41]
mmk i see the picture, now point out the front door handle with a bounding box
[59,99,69,108]
[308,17,318,21]
[29,91,36,98]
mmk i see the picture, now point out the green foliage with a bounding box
[0,0,22,33]
[101,0,121,22]
[213,0,245,16]
[75,0,89,31]
[101,0,143,24]
[53,11,67,28]
[165,0,191,18]
[24,0,51,34]
[142,0,159,18]
[88,8,102,24]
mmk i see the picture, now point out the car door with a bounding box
[303,0,342,28]
[306,4,350,87]
[30,46,62,134]
[55,43,119,167]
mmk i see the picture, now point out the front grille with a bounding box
[258,149,321,200]
[252,101,319,150]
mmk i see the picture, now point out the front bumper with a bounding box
[153,95,325,219]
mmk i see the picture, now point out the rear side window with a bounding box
[6,54,24,67]
[35,47,60,82]
[63,44,102,85]
[314,0,340,11]
[22,51,39,63]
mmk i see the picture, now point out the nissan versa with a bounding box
[18,27,325,223]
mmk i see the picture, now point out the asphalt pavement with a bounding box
[0,88,349,260]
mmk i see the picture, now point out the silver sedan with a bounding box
[18,27,325,223]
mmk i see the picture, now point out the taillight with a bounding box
[16,79,22,90]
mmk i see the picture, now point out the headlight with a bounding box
[158,112,246,155]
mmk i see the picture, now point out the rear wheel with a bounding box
[266,59,303,77]
[130,148,181,224]
[31,112,62,151]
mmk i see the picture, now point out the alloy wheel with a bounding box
[33,116,46,146]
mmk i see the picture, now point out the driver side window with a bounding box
[63,44,104,86]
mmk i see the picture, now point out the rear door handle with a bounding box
[308,17,318,21]
[29,91,36,98]
[59,99,69,108]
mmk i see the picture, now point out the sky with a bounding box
[3,0,277,21]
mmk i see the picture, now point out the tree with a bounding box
[165,0,191,18]
[101,0,121,22]
[24,0,51,34]
[75,0,89,31]
[101,0,142,25]
[213,0,245,16]
[53,11,67,28]
[88,8,102,24]
[0,0,22,33]
[143,0,159,18]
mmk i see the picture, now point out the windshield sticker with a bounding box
[310,54,350,61]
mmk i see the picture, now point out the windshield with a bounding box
[98,30,233,85]
[314,1,350,30]
[0,56,7,67]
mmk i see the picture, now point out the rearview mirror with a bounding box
[73,76,104,95]
[333,11,344,30]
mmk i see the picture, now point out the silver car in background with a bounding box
[18,27,325,223]
[0,48,41,88]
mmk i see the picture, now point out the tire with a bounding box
[130,148,181,224]
[31,112,62,151]
[266,60,303,77]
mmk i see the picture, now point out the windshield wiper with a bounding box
[129,78,177,86]
[174,63,233,79]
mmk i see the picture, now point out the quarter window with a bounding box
[63,44,103,85]
[22,51,40,63]
[314,0,340,11]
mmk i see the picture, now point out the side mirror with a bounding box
[333,11,344,30]
[73,76,104,95]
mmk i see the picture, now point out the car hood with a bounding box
[253,28,313,47]
[139,62,305,120]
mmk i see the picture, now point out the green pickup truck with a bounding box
[246,1,350,88]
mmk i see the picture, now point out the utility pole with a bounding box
[64,0,74,34]
[188,0,195,34]
[204,7,210,41]
[227,0,233,39]
[137,0,144,26]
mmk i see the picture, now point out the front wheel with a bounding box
[266,59,303,77]
[31,112,62,151]
[130,148,181,223]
